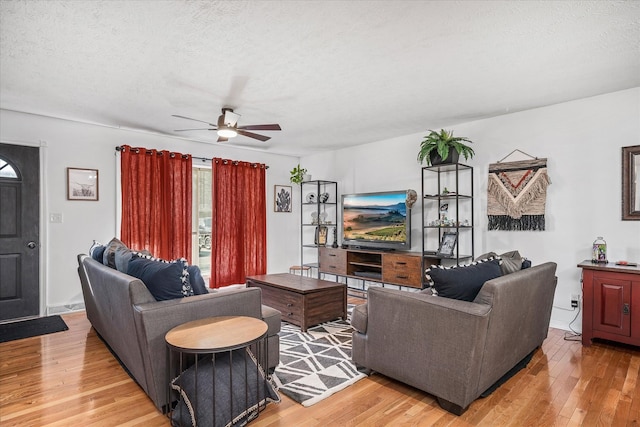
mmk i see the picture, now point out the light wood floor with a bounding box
[1,309,639,426]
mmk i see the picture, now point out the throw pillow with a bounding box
[476,251,524,275]
[171,348,279,427]
[127,254,193,301]
[114,246,152,273]
[102,237,128,269]
[90,244,106,263]
[425,257,503,302]
[498,250,523,274]
[187,265,209,295]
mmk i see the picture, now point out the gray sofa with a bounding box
[351,261,557,415]
[77,254,281,412]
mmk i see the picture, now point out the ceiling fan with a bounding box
[172,108,281,142]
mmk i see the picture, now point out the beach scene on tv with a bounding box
[343,193,407,242]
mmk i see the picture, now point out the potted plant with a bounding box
[289,164,309,184]
[417,129,475,166]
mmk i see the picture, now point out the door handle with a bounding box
[27,241,37,249]
[623,303,630,315]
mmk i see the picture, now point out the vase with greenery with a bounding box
[417,129,475,166]
[289,164,308,184]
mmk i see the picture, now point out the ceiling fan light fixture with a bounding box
[217,126,238,138]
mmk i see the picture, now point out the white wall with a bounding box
[0,110,301,314]
[2,88,638,328]
[301,88,640,331]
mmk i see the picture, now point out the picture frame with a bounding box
[622,145,640,220]
[67,167,99,201]
[315,225,328,246]
[436,232,457,257]
[274,185,292,212]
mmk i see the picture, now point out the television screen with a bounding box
[342,190,410,250]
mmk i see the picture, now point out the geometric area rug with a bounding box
[271,311,366,407]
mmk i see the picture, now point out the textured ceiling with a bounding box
[1,1,639,156]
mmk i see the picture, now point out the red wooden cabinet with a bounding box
[579,261,640,347]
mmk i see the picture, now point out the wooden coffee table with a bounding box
[246,273,347,332]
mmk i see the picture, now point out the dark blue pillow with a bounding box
[426,258,503,302]
[91,245,106,263]
[127,255,193,301]
[521,259,532,269]
[187,265,208,295]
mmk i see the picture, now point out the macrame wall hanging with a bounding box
[487,150,551,231]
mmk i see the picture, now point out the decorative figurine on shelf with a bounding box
[405,189,418,209]
[332,227,339,248]
[440,203,449,223]
[592,236,608,263]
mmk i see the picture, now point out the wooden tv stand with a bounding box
[318,247,436,289]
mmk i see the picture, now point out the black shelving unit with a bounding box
[300,180,338,279]
[421,163,474,283]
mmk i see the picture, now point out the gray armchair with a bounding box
[351,262,557,415]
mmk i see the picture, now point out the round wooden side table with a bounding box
[165,316,269,426]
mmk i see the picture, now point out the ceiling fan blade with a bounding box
[217,136,229,143]
[237,129,270,142]
[238,124,282,131]
[174,128,216,132]
[172,114,217,127]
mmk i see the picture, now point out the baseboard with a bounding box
[549,318,580,333]
[47,303,85,316]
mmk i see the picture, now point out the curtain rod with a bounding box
[115,146,268,168]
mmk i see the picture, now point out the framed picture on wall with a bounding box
[67,167,99,201]
[274,185,292,212]
[436,232,457,257]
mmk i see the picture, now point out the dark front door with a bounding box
[0,143,40,321]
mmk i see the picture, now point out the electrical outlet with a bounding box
[571,294,580,308]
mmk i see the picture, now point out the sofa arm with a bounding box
[131,287,267,411]
[353,287,492,408]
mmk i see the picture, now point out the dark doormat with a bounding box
[0,315,69,343]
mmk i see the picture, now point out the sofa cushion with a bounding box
[261,305,282,335]
[351,303,368,334]
[426,257,503,302]
[127,254,193,301]
[187,265,209,295]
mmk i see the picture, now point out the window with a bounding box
[192,166,212,280]
[0,157,18,179]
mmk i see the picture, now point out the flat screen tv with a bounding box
[342,190,410,251]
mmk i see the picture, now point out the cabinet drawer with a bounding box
[319,247,347,275]
[382,254,422,288]
[249,283,303,323]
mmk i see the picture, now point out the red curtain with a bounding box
[210,158,267,288]
[120,145,192,261]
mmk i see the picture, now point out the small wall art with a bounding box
[67,167,99,201]
[274,185,292,212]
